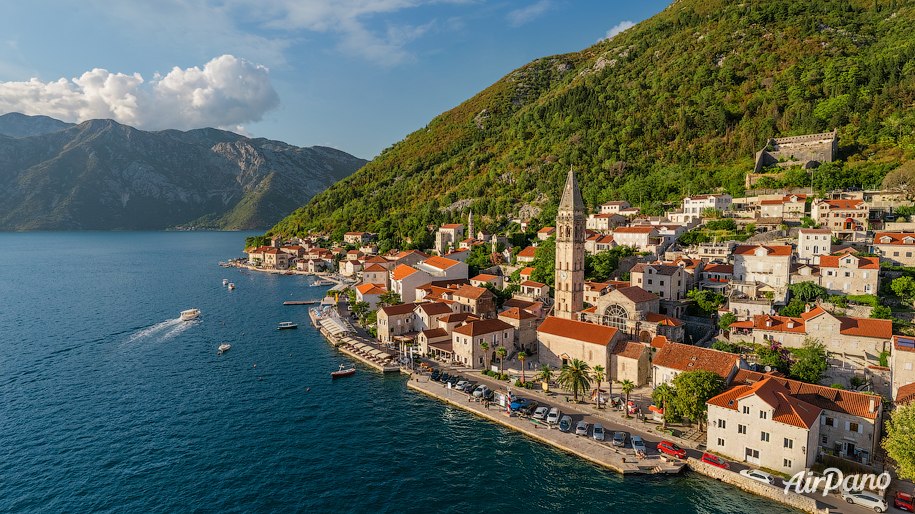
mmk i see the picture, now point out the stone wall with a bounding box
[687,458,828,514]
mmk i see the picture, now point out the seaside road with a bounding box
[446,369,882,514]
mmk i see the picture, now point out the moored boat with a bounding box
[217,343,231,354]
[227,283,236,290]
[222,278,229,286]
[180,308,201,321]
[277,321,298,330]
[331,364,356,378]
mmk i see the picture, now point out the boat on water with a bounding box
[222,278,229,286]
[227,283,236,290]
[217,343,231,354]
[311,279,334,287]
[331,364,356,378]
[180,308,201,321]
[277,321,298,330]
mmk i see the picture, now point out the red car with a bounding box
[700,452,730,470]
[896,491,915,512]
[657,440,687,459]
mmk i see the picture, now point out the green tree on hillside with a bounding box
[671,371,725,431]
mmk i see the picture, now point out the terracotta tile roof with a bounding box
[363,263,388,272]
[453,318,513,337]
[612,341,648,360]
[499,307,537,320]
[602,201,629,206]
[730,369,881,420]
[356,283,387,295]
[428,340,454,352]
[894,335,915,353]
[391,264,420,281]
[652,342,739,379]
[451,284,494,300]
[439,312,478,324]
[471,274,499,281]
[708,377,822,429]
[631,263,681,276]
[520,280,546,288]
[799,228,832,234]
[585,281,612,291]
[645,313,684,326]
[421,256,460,270]
[441,223,463,229]
[421,327,449,339]
[537,316,619,346]
[760,199,787,205]
[581,306,598,314]
[838,317,892,339]
[817,199,865,209]
[391,250,429,260]
[504,298,536,309]
[364,255,388,264]
[517,246,538,258]
[344,231,369,236]
[519,267,535,276]
[614,226,656,234]
[703,263,733,274]
[379,303,418,316]
[416,302,454,316]
[896,382,915,404]
[614,286,659,304]
[818,254,879,270]
[538,226,555,233]
[650,335,670,349]
[733,244,793,256]
[874,232,915,246]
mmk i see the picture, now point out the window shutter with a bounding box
[858,424,863,434]
[845,421,850,431]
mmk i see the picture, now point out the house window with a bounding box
[717,438,725,447]
[784,459,792,468]
[784,438,793,449]
[745,448,760,459]
[821,435,828,444]
[849,422,860,433]
[742,406,750,414]
[759,410,767,420]
[824,417,834,427]
[761,432,770,442]
[647,279,653,285]
[738,424,747,434]
[718,419,726,429]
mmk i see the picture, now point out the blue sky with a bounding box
[0,1,668,158]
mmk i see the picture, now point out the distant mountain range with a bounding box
[0,113,367,230]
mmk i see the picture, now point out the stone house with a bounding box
[796,228,833,264]
[611,226,661,254]
[811,199,869,242]
[681,194,733,221]
[355,283,387,310]
[651,341,744,388]
[610,341,651,386]
[516,246,537,263]
[871,232,915,266]
[449,284,497,319]
[498,307,538,354]
[452,319,515,369]
[600,200,631,214]
[536,316,624,372]
[629,263,689,301]
[892,335,915,401]
[377,303,418,343]
[732,244,793,303]
[817,253,879,296]
[362,263,390,287]
[343,232,372,245]
[434,223,464,255]
[390,264,432,303]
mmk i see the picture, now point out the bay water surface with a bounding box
[0,232,798,512]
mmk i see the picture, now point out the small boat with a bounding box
[311,279,333,287]
[222,279,229,286]
[180,308,201,321]
[217,343,231,355]
[227,283,236,290]
[277,321,298,330]
[331,364,356,378]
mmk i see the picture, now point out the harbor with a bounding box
[308,306,400,373]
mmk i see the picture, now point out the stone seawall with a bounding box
[687,458,828,514]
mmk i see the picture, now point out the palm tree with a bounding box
[480,341,489,370]
[538,364,552,392]
[517,351,528,383]
[496,346,507,376]
[592,365,605,409]
[620,379,636,418]
[653,383,674,430]
[557,359,592,402]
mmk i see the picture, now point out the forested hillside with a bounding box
[272,0,915,249]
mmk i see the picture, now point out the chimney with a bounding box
[766,318,773,328]
[869,397,877,414]
[787,320,795,329]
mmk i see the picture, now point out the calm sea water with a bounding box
[0,232,798,513]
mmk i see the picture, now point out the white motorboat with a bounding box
[180,308,201,321]
[277,321,298,330]
[227,283,236,290]
[217,343,231,354]
[222,279,229,286]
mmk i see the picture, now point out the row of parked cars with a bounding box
[430,371,495,400]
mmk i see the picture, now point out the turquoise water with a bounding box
[0,232,798,512]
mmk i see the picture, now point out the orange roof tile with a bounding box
[733,244,793,256]
[645,313,684,327]
[614,226,656,234]
[708,378,822,429]
[538,226,555,233]
[391,264,420,281]
[652,342,739,379]
[818,199,865,209]
[537,316,618,346]
[363,263,388,272]
[520,267,535,276]
[517,246,538,258]
[818,255,879,270]
[356,283,387,295]
[416,302,454,316]
[453,318,513,337]
[615,286,659,304]
[874,232,915,246]
[520,280,546,288]
[730,369,881,420]
[896,382,915,404]
[650,335,670,349]
[422,256,460,270]
[499,307,537,320]
[612,341,648,360]
[451,284,494,300]
[379,303,417,316]
[421,328,449,339]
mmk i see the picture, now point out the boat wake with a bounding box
[124,317,194,344]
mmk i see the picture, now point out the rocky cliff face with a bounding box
[0,115,366,230]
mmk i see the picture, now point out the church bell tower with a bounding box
[554,167,585,319]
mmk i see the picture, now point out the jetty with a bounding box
[309,307,400,373]
[283,300,319,305]
[407,375,685,476]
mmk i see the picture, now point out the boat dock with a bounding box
[407,376,685,476]
[308,308,400,373]
[283,300,319,305]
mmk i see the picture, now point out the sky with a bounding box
[0,1,669,159]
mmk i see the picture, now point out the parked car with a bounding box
[472,385,491,398]
[575,421,589,436]
[740,469,776,485]
[430,370,440,381]
[612,432,626,447]
[842,490,887,512]
[895,491,914,512]
[546,407,561,425]
[454,380,469,390]
[656,440,686,459]
[630,436,646,454]
[510,397,531,411]
[533,406,549,420]
[461,381,477,394]
[558,415,573,433]
[520,401,540,416]
[592,423,605,441]
[700,453,730,470]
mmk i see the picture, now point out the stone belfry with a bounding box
[554,167,585,319]
[468,210,474,239]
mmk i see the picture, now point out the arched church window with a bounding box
[601,304,628,331]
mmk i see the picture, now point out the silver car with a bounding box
[612,432,626,447]
[841,491,887,512]
[631,435,646,454]
[546,407,561,425]
[532,406,549,420]
[592,423,605,441]
[575,421,588,436]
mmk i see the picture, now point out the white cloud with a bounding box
[603,20,635,41]
[0,55,279,132]
[506,0,553,27]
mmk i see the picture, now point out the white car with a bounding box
[739,469,776,485]
[546,407,561,425]
[630,436,646,454]
[472,385,491,398]
[575,421,589,436]
[532,406,549,420]
[841,490,887,512]
[592,423,605,441]
[454,380,469,391]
